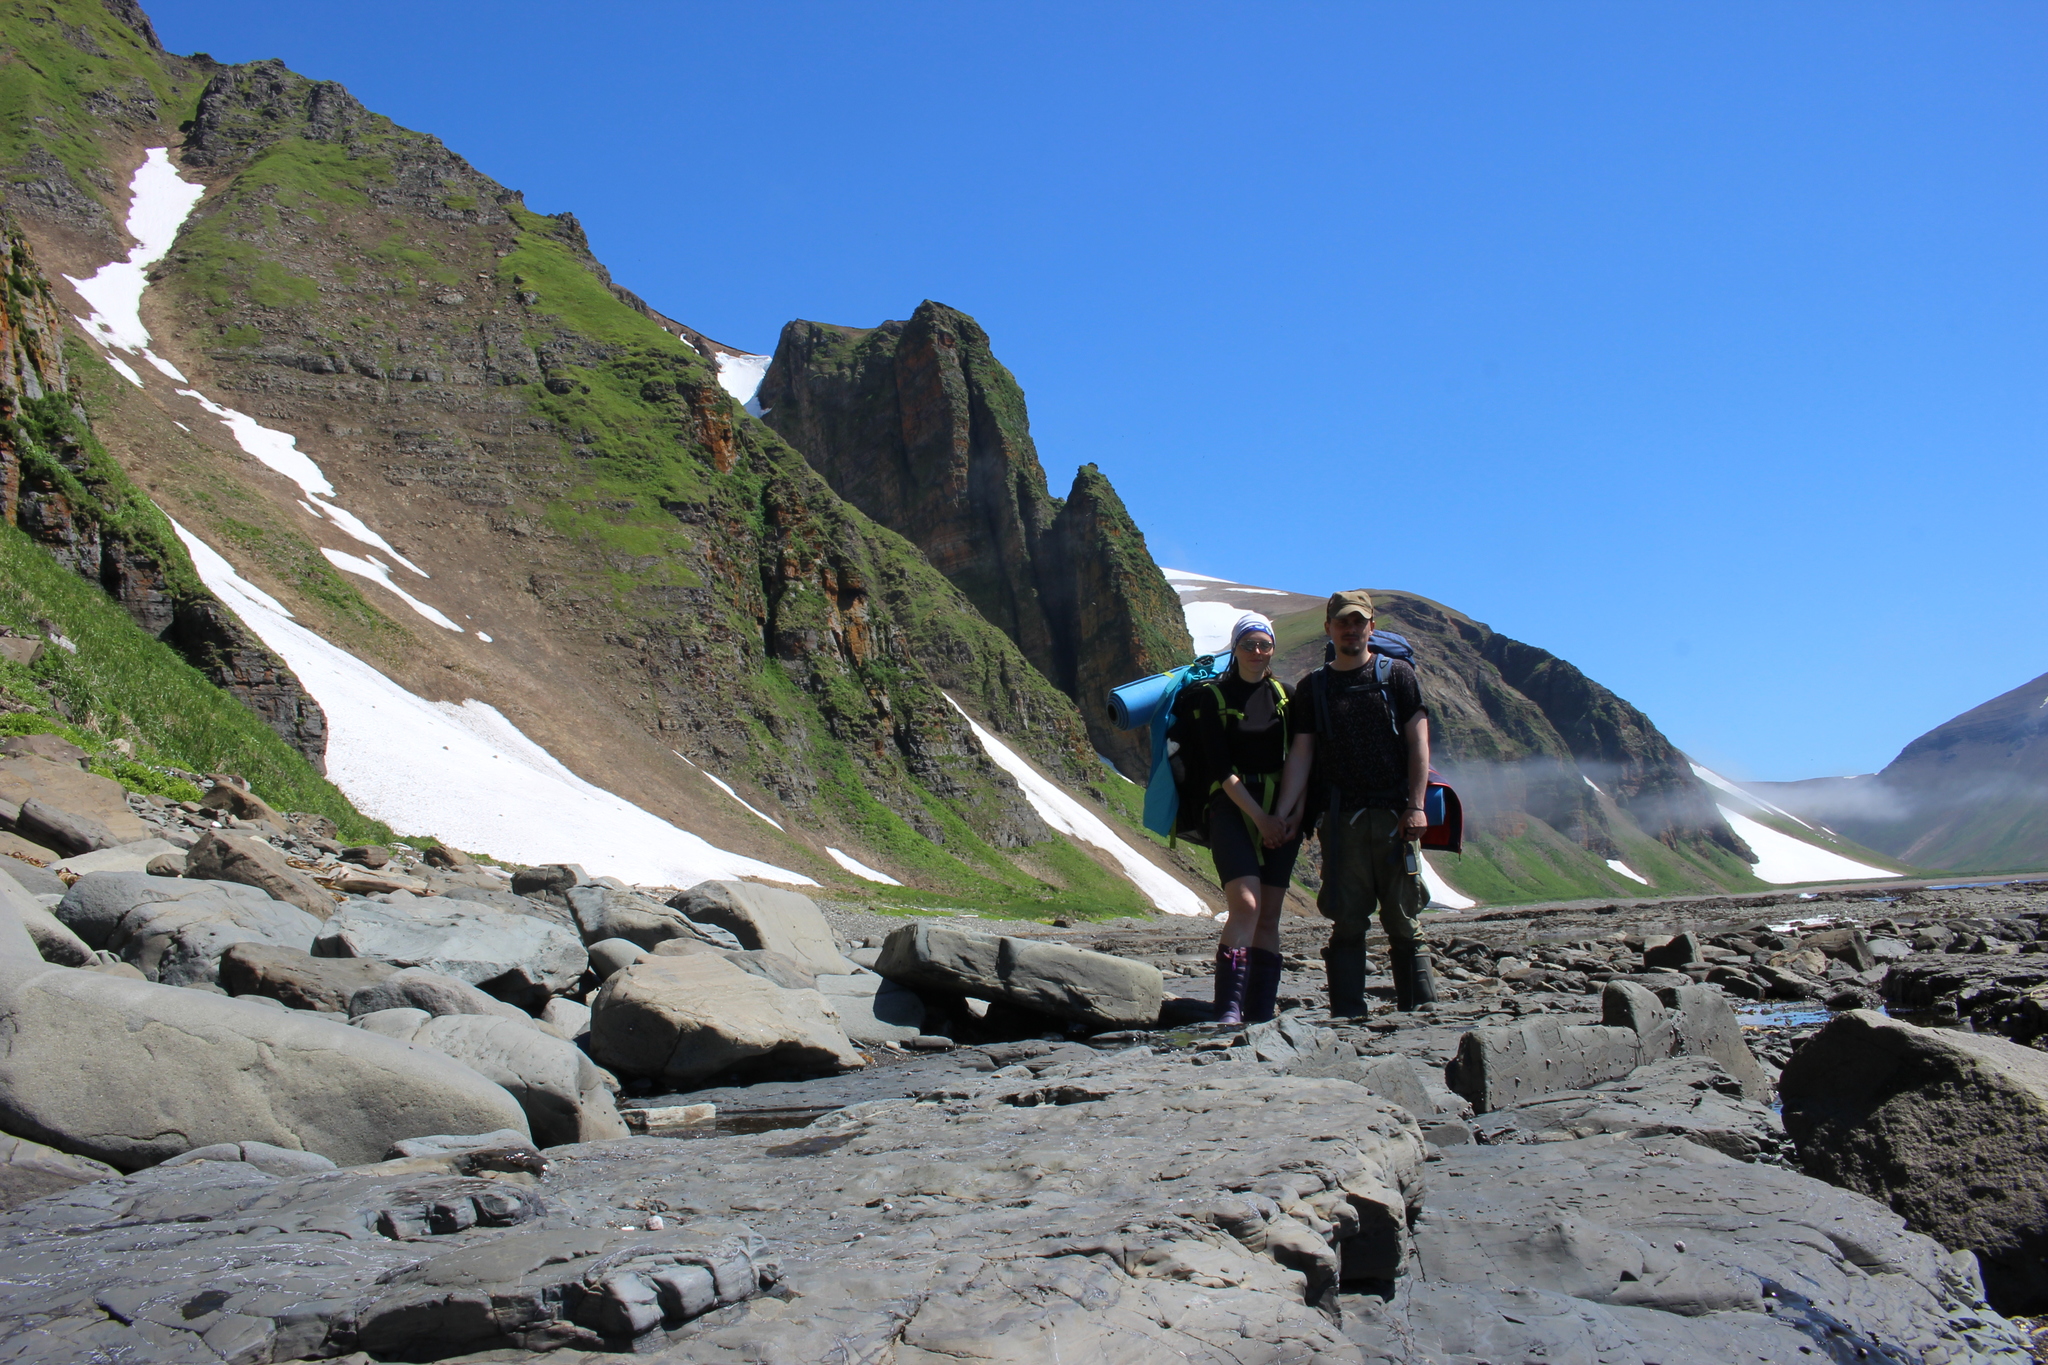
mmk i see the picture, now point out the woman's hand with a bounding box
[1255,809,1289,848]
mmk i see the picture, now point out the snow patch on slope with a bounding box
[1716,806,1890,884]
[716,352,772,418]
[1692,761,1813,830]
[175,521,814,888]
[1421,855,1476,909]
[319,549,461,631]
[944,694,1209,917]
[65,148,203,358]
[672,751,784,831]
[827,847,903,885]
[1606,858,1650,885]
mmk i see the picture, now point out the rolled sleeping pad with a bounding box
[1105,652,1231,731]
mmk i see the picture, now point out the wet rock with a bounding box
[183,829,337,920]
[1783,1008,2048,1313]
[589,952,864,1087]
[668,880,853,974]
[314,896,586,1007]
[875,921,1163,1029]
[219,940,399,1010]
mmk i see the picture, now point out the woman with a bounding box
[1169,611,1304,1024]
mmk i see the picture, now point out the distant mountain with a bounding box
[1752,670,2048,873]
[1165,570,1911,904]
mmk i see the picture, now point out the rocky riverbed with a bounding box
[3,743,2047,1359]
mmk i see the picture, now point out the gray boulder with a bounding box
[314,895,586,1006]
[85,888,324,987]
[0,1134,116,1209]
[587,936,649,979]
[569,882,740,951]
[670,880,851,974]
[0,860,63,898]
[364,1010,628,1147]
[1446,1020,1644,1113]
[0,956,529,1169]
[1656,982,1773,1101]
[590,953,864,1087]
[160,1140,338,1177]
[874,922,1163,1029]
[0,867,92,967]
[815,971,926,1045]
[654,939,819,991]
[48,837,185,876]
[219,941,400,1011]
[15,797,118,857]
[1469,1054,1787,1162]
[1377,1134,2024,1363]
[52,870,275,946]
[183,829,337,921]
[348,966,537,1024]
[1783,1008,2048,1313]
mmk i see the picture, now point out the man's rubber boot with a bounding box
[1390,943,1440,1012]
[1244,948,1284,1023]
[1409,948,1440,1008]
[1212,946,1251,1025]
[1322,942,1367,1019]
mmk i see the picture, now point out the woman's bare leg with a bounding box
[1252,883,1288,953]
[1217,876,1263,949]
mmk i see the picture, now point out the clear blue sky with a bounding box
[147,1,2046,782]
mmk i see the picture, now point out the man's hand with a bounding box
[1401,807,1429,841]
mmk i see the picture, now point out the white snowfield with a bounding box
[1161,567,1305,653]
[1716,805,1891,885]
[715,351,772,418]
[827,847,903,886]
[174,522,815,888]
[1606,858,1651,886]
[944,695,1210,918]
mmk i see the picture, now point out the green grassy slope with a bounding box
[0,520,388,838]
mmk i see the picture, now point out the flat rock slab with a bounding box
[1470,1054,1787,1163]
[1783,1008,2048,1314]
[0,1052,1426,1362]
[1372,1133,2028,1363]
[876,921,1164,1028]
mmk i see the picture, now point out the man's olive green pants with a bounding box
[1317,806,1427,948]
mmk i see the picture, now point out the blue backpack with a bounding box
[1106,650,1232,839]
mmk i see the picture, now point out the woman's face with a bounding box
[1234,631,1275,678]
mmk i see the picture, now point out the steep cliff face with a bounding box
[0,4,1199,912]
[758,303,1192,776]
[0,216,328,766]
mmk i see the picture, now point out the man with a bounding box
[1274,589,1438,1016]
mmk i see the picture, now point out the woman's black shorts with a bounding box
[1206,793,1302,888]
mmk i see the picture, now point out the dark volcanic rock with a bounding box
[1782,1008,2048,1314]
[759,303,1192,776]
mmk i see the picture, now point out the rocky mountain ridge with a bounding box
[758,302,1192,778]
[0,0,1207,916]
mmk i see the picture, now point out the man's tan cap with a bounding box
[1326,589,1376,621]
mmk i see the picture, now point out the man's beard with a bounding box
[1337,639,1367,658]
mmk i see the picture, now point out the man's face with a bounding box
[1326,610,1372,656]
